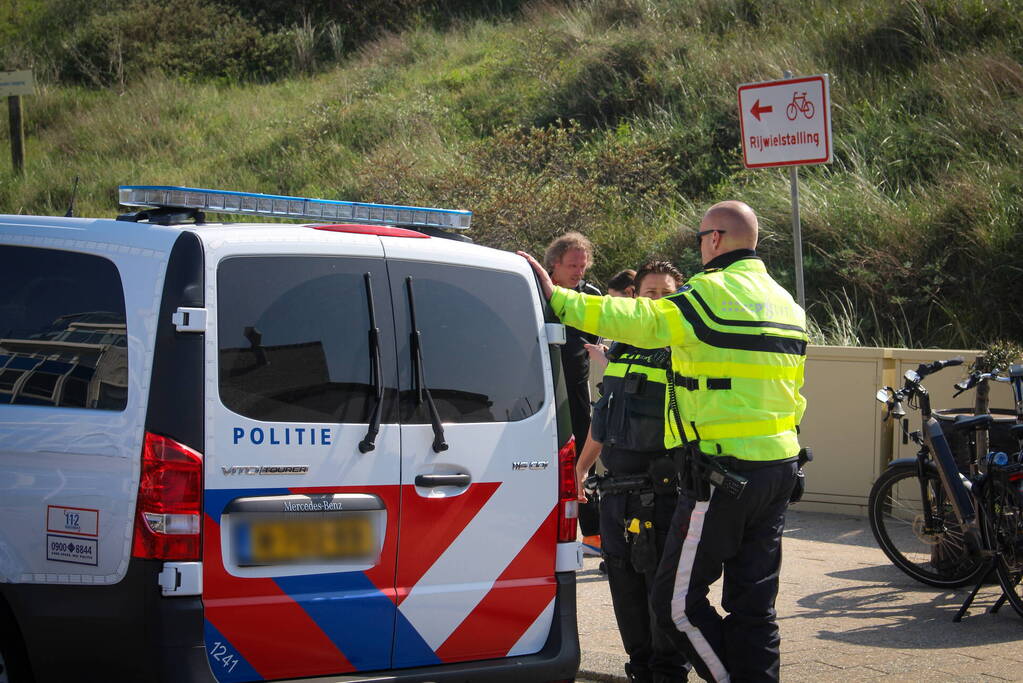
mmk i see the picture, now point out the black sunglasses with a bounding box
[695,229,726,243]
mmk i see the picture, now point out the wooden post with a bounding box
[974,355,990,462]
[8,94,24,174]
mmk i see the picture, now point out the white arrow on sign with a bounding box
[737,74,831,168]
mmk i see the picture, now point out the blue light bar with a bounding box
[118,185,472,230]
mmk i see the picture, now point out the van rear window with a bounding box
[217,256,396,424]
[216,256,544,426]
[391,261,545,424]
[0,245,128,410]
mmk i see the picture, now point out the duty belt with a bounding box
[585,473,651,495]
[672,373,732,391]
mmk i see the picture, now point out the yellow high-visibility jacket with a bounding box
[550,256,807,462]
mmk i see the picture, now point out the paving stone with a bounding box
[777,660,843,677]
[864,670,991,682]
[978,662,1023,682]
[576,510,1023,682]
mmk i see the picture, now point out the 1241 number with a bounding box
[209,641,240,673]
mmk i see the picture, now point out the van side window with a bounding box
[0,245,128,410]
[392,261,545,424]
[217,256,396,424]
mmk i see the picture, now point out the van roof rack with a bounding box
[117,185,472,232]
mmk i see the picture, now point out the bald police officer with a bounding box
[520,201,807,682]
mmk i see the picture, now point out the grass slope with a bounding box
[2,0,1022,347]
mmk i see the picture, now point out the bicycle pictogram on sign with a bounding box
[786,91,815,120]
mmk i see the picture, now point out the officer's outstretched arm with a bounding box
[549,286,687,349]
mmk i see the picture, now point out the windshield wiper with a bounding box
[406,276,448,453]
[358,272,384,453]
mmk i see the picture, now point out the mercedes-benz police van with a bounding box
[0,186,582,683]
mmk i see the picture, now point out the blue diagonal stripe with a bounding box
[203,620,263,682]
[275,572,398,671]
[392,606,443,668]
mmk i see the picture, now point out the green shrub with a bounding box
[541,34,658,129]
[50,0,293,86]
[5,0,1023,348]
[825,0,1023,74]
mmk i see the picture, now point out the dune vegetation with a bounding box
[2,0,1022,348]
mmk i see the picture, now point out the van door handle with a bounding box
[414,473,471,488]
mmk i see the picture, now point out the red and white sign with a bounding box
[46,505,99,537]
[738,74,832,168]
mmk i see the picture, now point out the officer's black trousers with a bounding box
[649,460,797,683]
[601,489,689,682]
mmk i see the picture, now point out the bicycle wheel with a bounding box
[978,471,1023,616]
[868,465,986,588]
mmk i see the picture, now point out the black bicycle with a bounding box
[868,358,1023,620]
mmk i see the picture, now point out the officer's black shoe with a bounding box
[624,662,652,683]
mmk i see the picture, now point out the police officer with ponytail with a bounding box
[575,262,690,683]
[520,201,808,683]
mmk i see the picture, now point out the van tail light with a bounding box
[132,432,203,561]
[556,436,578,543]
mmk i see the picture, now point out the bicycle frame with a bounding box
[919,416,977,529]
[884,359,979,540]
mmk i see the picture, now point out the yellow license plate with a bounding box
[236,515,375,566]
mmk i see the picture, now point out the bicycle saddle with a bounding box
[949,414,994,431]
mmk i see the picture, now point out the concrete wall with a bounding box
[795,346,1016,516]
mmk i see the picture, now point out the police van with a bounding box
[0,186,582,683]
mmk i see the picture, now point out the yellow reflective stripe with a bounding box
[604,364,627,378]
[603,363,667,383]
[673,361,802,381]
[692,415,796,440]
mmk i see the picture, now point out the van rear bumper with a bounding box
[1,558,214,683]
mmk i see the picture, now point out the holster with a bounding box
[672,445,711,501]
[671,444,747,501]
[789,469,806,504]
[789,446,813,504]
[648,455,678,496]
[627,491,657,574]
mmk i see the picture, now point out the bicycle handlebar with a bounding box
[915,356,964,379]
[953,367,1017,397]
[876,357,965,420]
[900,356,963,394]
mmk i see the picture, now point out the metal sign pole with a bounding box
[783,70,806,309]
[789,165,805,309]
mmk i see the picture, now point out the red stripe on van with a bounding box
[202,513,356,678]
[433,506,557,662]
[394,482,501,605]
